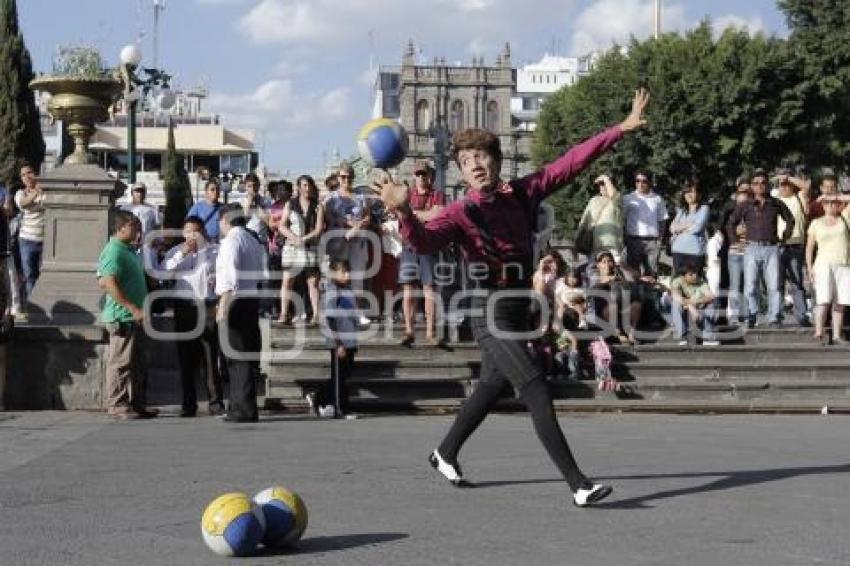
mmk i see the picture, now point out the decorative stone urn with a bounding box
[28,76,122,165]
[23,72,125,325]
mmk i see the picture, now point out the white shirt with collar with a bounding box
[623,190,669,238]
[122,203,160,236]
[162,242,218,301]
[215,226,267,296]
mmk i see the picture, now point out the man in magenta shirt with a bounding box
[381,89,650,507]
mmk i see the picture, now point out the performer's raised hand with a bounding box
[377,171,410,213]
[619,88,650,133]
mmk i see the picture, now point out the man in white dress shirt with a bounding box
[215,203,266,422]
[161,216,225,417]
[622,170,669,277]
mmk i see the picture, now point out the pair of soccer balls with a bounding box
[201,486,307,557]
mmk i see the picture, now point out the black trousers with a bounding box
[438,294,588,491]
[173,299,225,412]
[319,347,355,416]
[222,297,261,420]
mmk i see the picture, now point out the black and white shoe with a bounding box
[428,450,470,487]
[573,481,613,507]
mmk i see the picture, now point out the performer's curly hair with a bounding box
[451,128,502,165]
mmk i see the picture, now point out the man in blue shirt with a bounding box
[187,180,222,241]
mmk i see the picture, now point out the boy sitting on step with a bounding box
[669,263,718,347]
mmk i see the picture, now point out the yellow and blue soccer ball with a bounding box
[201,492,266,556]
[253,486,308,547]
[357,118,408,169]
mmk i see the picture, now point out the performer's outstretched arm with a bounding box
[396,203,462,256]
[516,89,650,201]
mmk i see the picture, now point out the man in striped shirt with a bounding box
[13,162,45,315]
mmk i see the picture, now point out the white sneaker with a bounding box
[428,450,469,487]
[678,340,688,347]
[318,405,336,418]
[702,340,720,347]
[573,482,613,507]
[358,316,371,327]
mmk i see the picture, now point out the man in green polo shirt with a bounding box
[97,210,156,420]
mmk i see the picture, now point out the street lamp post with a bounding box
[119,44,176,184]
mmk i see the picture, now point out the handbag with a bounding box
[574,227,593,256]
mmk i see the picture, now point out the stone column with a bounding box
[27,164,124,325]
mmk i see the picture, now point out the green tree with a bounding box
[161,118,192,229]
[776,0,850,171]
[0,0,45,189]
[533,21,800,237]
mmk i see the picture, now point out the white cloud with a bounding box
[435,0,498,11]
[236,0,579,50]
[206,79,351,133]
[238,0,336,43]
[712,14,767,37]
[570,0,687,55]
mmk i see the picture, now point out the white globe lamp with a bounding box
[120,44,142,68]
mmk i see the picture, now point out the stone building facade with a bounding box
[374,41,534,200]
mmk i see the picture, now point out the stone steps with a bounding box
[261,318,850,412]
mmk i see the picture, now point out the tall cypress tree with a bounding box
[0,0,45,188]
[162,118,192,229]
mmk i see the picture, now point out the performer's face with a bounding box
[457,149,500,192]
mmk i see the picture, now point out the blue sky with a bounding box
[19,0,789,177]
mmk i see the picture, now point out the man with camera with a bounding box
[575,174,623,262]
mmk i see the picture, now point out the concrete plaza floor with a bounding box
[1,411,849,565]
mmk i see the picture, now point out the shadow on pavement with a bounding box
[465,463,850,509]
[257,532,409,556]
[593,462,850,509]
[470,478,564,489]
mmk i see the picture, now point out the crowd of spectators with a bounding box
[3,158,849,415]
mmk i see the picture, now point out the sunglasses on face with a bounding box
[338,174,351,179]
[414,171,429,177]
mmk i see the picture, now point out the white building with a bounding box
[511,52,598,132]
